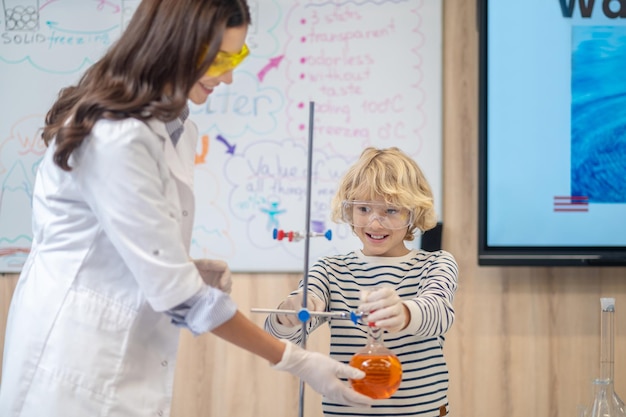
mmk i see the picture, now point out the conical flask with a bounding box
[349,324,402,399]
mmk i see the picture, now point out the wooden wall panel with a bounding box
[2,1,626,417]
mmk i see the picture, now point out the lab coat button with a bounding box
[153,250,161,256]
[182,210,188,217]
[161,360,168,367]
[157,411,163,416]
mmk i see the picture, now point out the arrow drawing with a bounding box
[216,134,236,155]
[257,55,284,82]
[195,135,209,164]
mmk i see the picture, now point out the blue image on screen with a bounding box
[571,26,626,203]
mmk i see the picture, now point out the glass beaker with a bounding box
[349,324,402,399]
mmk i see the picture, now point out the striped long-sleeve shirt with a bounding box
[265,249,458,417]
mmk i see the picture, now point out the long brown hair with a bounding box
[43,0,250,171]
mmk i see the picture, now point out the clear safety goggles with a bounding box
[205,43,249,77]
[341,201,414,230]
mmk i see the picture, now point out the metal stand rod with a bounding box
[298,101,316,417]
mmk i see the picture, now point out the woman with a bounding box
[0,1,373,416]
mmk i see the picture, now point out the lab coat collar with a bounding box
[144,118,192,188]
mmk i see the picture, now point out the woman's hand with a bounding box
[193,259,232,294]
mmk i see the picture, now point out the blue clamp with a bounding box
[350,311,362,325]
[297,308,311,323]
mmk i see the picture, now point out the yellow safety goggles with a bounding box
[205,43,249,77]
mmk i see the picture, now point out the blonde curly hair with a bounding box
[330,147,437,241]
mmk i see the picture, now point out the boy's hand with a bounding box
[276,291,324,327]
[359,287,408,333]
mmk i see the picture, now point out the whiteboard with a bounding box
[0,0,442,272]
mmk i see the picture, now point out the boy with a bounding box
[265,147,458,417]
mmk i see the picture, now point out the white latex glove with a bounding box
[276,290,324,327]
[272,340,374,407]
[193,259,232,294]
[358,287,408,333]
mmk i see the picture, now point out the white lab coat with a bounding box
[0,117,236,417]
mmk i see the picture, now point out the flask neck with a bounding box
[367,324,384,344]
[593,378,615,394]
[600,308,615,381]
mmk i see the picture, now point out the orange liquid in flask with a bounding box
[349,325,402,399]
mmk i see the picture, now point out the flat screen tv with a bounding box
[478,0,626,266]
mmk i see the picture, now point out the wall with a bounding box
[2,1,626,417]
